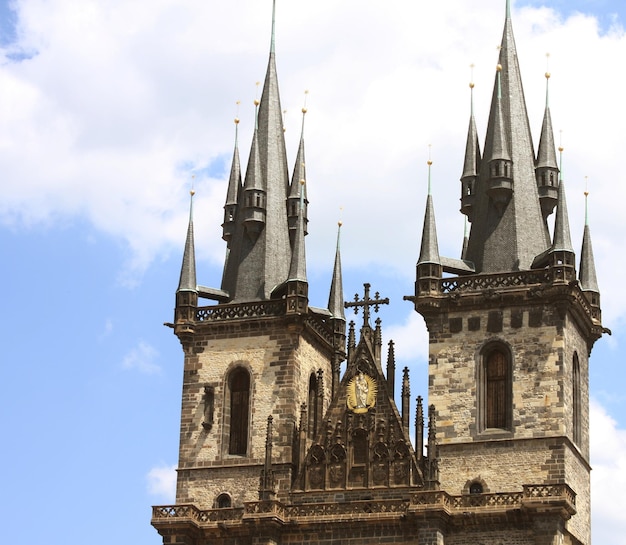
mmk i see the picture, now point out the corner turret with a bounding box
[460,75,481,222]
[536,70,559,220]
[222,115,242,243]
[416,160,442,295]
[579,190,601,321]
[175,190,198,343]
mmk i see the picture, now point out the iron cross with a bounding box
[344,283,389,326]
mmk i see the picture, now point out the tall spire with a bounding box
[579,190,599,294]
[220,1,292,302]
[464,5,548,273]
[328,222,346,320]
[417,159,440,266]
[177,190,197,293]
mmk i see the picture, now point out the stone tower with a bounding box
[408,1,605,544]
[152,2,604,545]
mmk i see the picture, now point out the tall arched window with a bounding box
[573,353,581,446]
[480,344,512,431]
[228,368,250,455]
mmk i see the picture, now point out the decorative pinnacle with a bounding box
[302,89,309,114]
[584,177,590,224]
[469,64,475,115]
[427,144,433,195]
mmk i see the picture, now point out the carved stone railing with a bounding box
[152,485,575,527]
[440,270,551,294]
[196,300,286,322]
[304,315,334,345]
[152,504,245,523]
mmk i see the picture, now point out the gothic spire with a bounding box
[287,182,307,282]
[222,115,242,244]
[177,190,197,293]
[460,75,481,222]
[464,3,548,272]
[551,149,573,253]
[536,70,559,221]
[328,222,346,321]
[220,1,292,302]
[579,191,599,294]
[289,103,309,243]
[417,160,440,266]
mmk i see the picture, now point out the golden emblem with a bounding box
[347,372,377,414]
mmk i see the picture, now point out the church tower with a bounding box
[153,2,604,545]
[408,2,604,544]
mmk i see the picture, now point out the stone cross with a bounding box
[344,283,389,327]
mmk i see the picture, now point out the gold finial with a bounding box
[254,81,260,106]
[427,143,433,166]
[299,178,305,186]
[283,109,287,133]
[302,89,309,114]
[190,174,196,196]
[496,63,502,72]
[545,52,551,79]
[338,220,343,227]
[584,176,589,197]
[469,63,475,89]
[338,206,344,228]
[235,100,241,124]
[559,129,564,153]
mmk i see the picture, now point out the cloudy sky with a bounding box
[1,0,625,544]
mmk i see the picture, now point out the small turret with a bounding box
[175,190,198,343]
[328,222,347,396]
[460,74,481,222]
[285,181,308,314]
[416,159,442,295]
[222,113,242,243]
[288,102,309,245]
[241,103,267,239]
[535,70,559,220]
[548,146,575,283]
[579,189,601,321]
[486,65,513,216]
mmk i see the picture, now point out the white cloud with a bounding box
[121,340,161,374]
[590,399,626,544]
[1,0,625,314]
[384,311,429,366]
[147,463,177,503]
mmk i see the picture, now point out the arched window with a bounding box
[216,493,232,508]
[228,368,250,455]
[573,353,581,446]
[479,344,512,432]
[469,481,483,494]
[307,373,318,439]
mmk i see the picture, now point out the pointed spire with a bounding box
[580,189,600,294]
[222,111,243,243]
[289,96,309,241]
[386,340,396,398]
[177,190,197,293]
[536,68,559,221]
[401,367,411,435]
[461,70,481,222]
[288,181,307,282]
[418,158,441,266]
[464,6,548,272]
[551,147,573,253]
[328,221,346,320]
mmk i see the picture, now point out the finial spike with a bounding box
[427,145,433,196]
[270,0,276,54]
[506,0,511,19]
[469,64,475,116]
[584,177,590,225]
[558,130,564,182]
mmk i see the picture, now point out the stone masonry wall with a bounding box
[175,317,332,508]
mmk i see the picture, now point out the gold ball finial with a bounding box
[302,107,308,114]
[299,179,305,186]
[427,160,433,166]
[234,117,240,124]
[584,191,589,197]
[545,72,551,79]
[338,220,343,227]
[558,146,564,153]
[469,82,475,89]
[190,189,195,197]
[254,99,260,106]
[496,64,502,72]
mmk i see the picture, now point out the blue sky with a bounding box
[1,1,625,544]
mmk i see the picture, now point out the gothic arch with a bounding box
[477,340,513,432]
[573,352,581,446]
[222,364,253,457]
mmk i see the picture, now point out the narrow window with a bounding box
[573,354,581,446]
[469,482,483,494]
[229,368,250,455]
[483,347,511,430]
